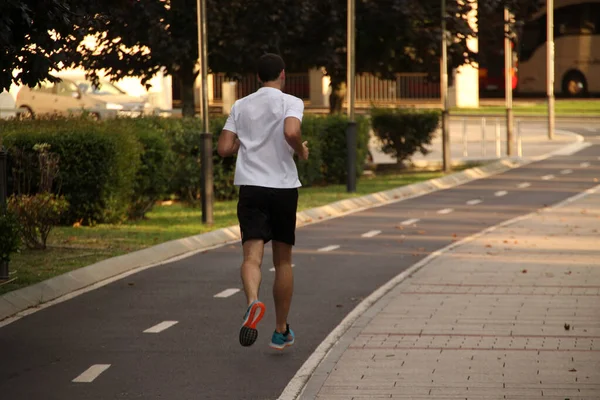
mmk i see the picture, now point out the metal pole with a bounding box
[0,148,9,280]
[197,0,213,224]
[481,117,487,157]
[517,120,523,157]
[201,133,214,224]
[441,0,451,172]
[495,118,501,158]
[547,0,555,140]
[504,7,515,157]
[346,0,357,192]
[462,118,468,157]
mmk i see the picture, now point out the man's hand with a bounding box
[298,141,309,161]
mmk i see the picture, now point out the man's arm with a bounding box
[284,117,309,160]
[217,129,240,157]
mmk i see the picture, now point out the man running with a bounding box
[217,53,309,350]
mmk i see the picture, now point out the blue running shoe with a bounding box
[239,300,266,347]
[269,324,295,350]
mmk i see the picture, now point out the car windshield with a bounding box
[76,80,126,95]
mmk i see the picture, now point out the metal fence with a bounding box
[212,73,310,101]
[356,73,440,102]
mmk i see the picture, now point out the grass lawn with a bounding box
[451,100,600,116]
[1,169,452,295]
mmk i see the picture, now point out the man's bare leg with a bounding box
[241,239,264,305]
[272,240,294,333]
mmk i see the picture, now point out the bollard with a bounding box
[200,133,214,225]
[0,147,8,280]
[481,117,487,157]
[495,118,501,158]
[462,118,468,157]
[346,121,357,192]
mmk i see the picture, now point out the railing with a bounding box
[356,73,441,102]
[212,73,310,101]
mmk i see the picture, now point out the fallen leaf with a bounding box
[565,271,572,275]
[128,282,135,286]
[503,240,509,244]
[417,230,426,235]
[569,368,577,372]
[485,244,492,248]
[397,240,404,244]
[452,234,458,238]
[514,241,518,244]
[417,247,425,252]
[564,323,571,331]
[522,269,528,273]
[396,225,404,230]
[487,252,498,256]
[412,253,419,256]
[72,221,82,228]
[336,304,343,308]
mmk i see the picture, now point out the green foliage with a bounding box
[370,107,440,164]
[8,193,69,250]
[0,210,21,263]
[298,114,370,185]
[2,116,141,224]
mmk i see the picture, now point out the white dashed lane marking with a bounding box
[517,182,531,188]
[73,364,111,383]
[494,191,508,197]
[318,245,340,252]
[580,162,591,168]
[437,208,454,215]
[361,230,382,238]
[466,199,482,205]
[400,218,420,226]
[144,321,179,333]
[541,175,555,180]
[560,169,573,175]
[214,288,241,298]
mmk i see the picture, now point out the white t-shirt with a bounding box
[223,87,304,189]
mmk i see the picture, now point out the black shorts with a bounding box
[237,185,299,246]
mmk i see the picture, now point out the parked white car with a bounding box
[16,75,154,119]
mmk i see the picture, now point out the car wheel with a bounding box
[18,106,34,120]
[562,71,588,97]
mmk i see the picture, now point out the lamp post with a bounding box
[441,0,451,173]
[547,0,555,140]
[196,0,213,224]
[346,0,357,192]
[505,7,515,156]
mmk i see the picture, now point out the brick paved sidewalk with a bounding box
[301,188,600,400]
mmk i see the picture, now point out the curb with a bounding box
[1,125,584,323]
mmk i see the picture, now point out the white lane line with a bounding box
[361,230,382,238]
[214,288,240,298]
[580,162,591,168]
[466,199,482,205]
[494,191,508,197]
[585,127,597,132]
[517,182,531,188]
[541,174,555,180]
[73,364,111,383]
[400,218,420,226]
[318,245,340,252]
[270,264,295,272]
[144,321,178,333]
[560,169,573,175]
[437,208,454,215]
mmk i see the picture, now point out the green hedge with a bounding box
[299,114,370,185]
[370,107,440,164]
[2,117,141,224]
[0,113,370,224]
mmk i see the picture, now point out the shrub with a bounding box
[0,210,21,263]
[302,114,370,185]
[8,193,69,250]
[370,107,440,164]
[2,116,141,224]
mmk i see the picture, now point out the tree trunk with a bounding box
[179,62,197,118]
[329,79,346,114]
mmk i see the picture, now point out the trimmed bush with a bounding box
[2,116,141,224]
[299,114,370,185]
[370,107,440,164]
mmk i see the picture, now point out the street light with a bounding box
[346,0,357,193]
[440,0,451,173]
[196,0,213,224]
[505,7,515,156]
[547,0,555,140]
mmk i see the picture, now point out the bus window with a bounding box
[520,18,546,62]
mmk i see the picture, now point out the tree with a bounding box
[0,0,82,92]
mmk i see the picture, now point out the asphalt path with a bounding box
[0,124,598,400]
